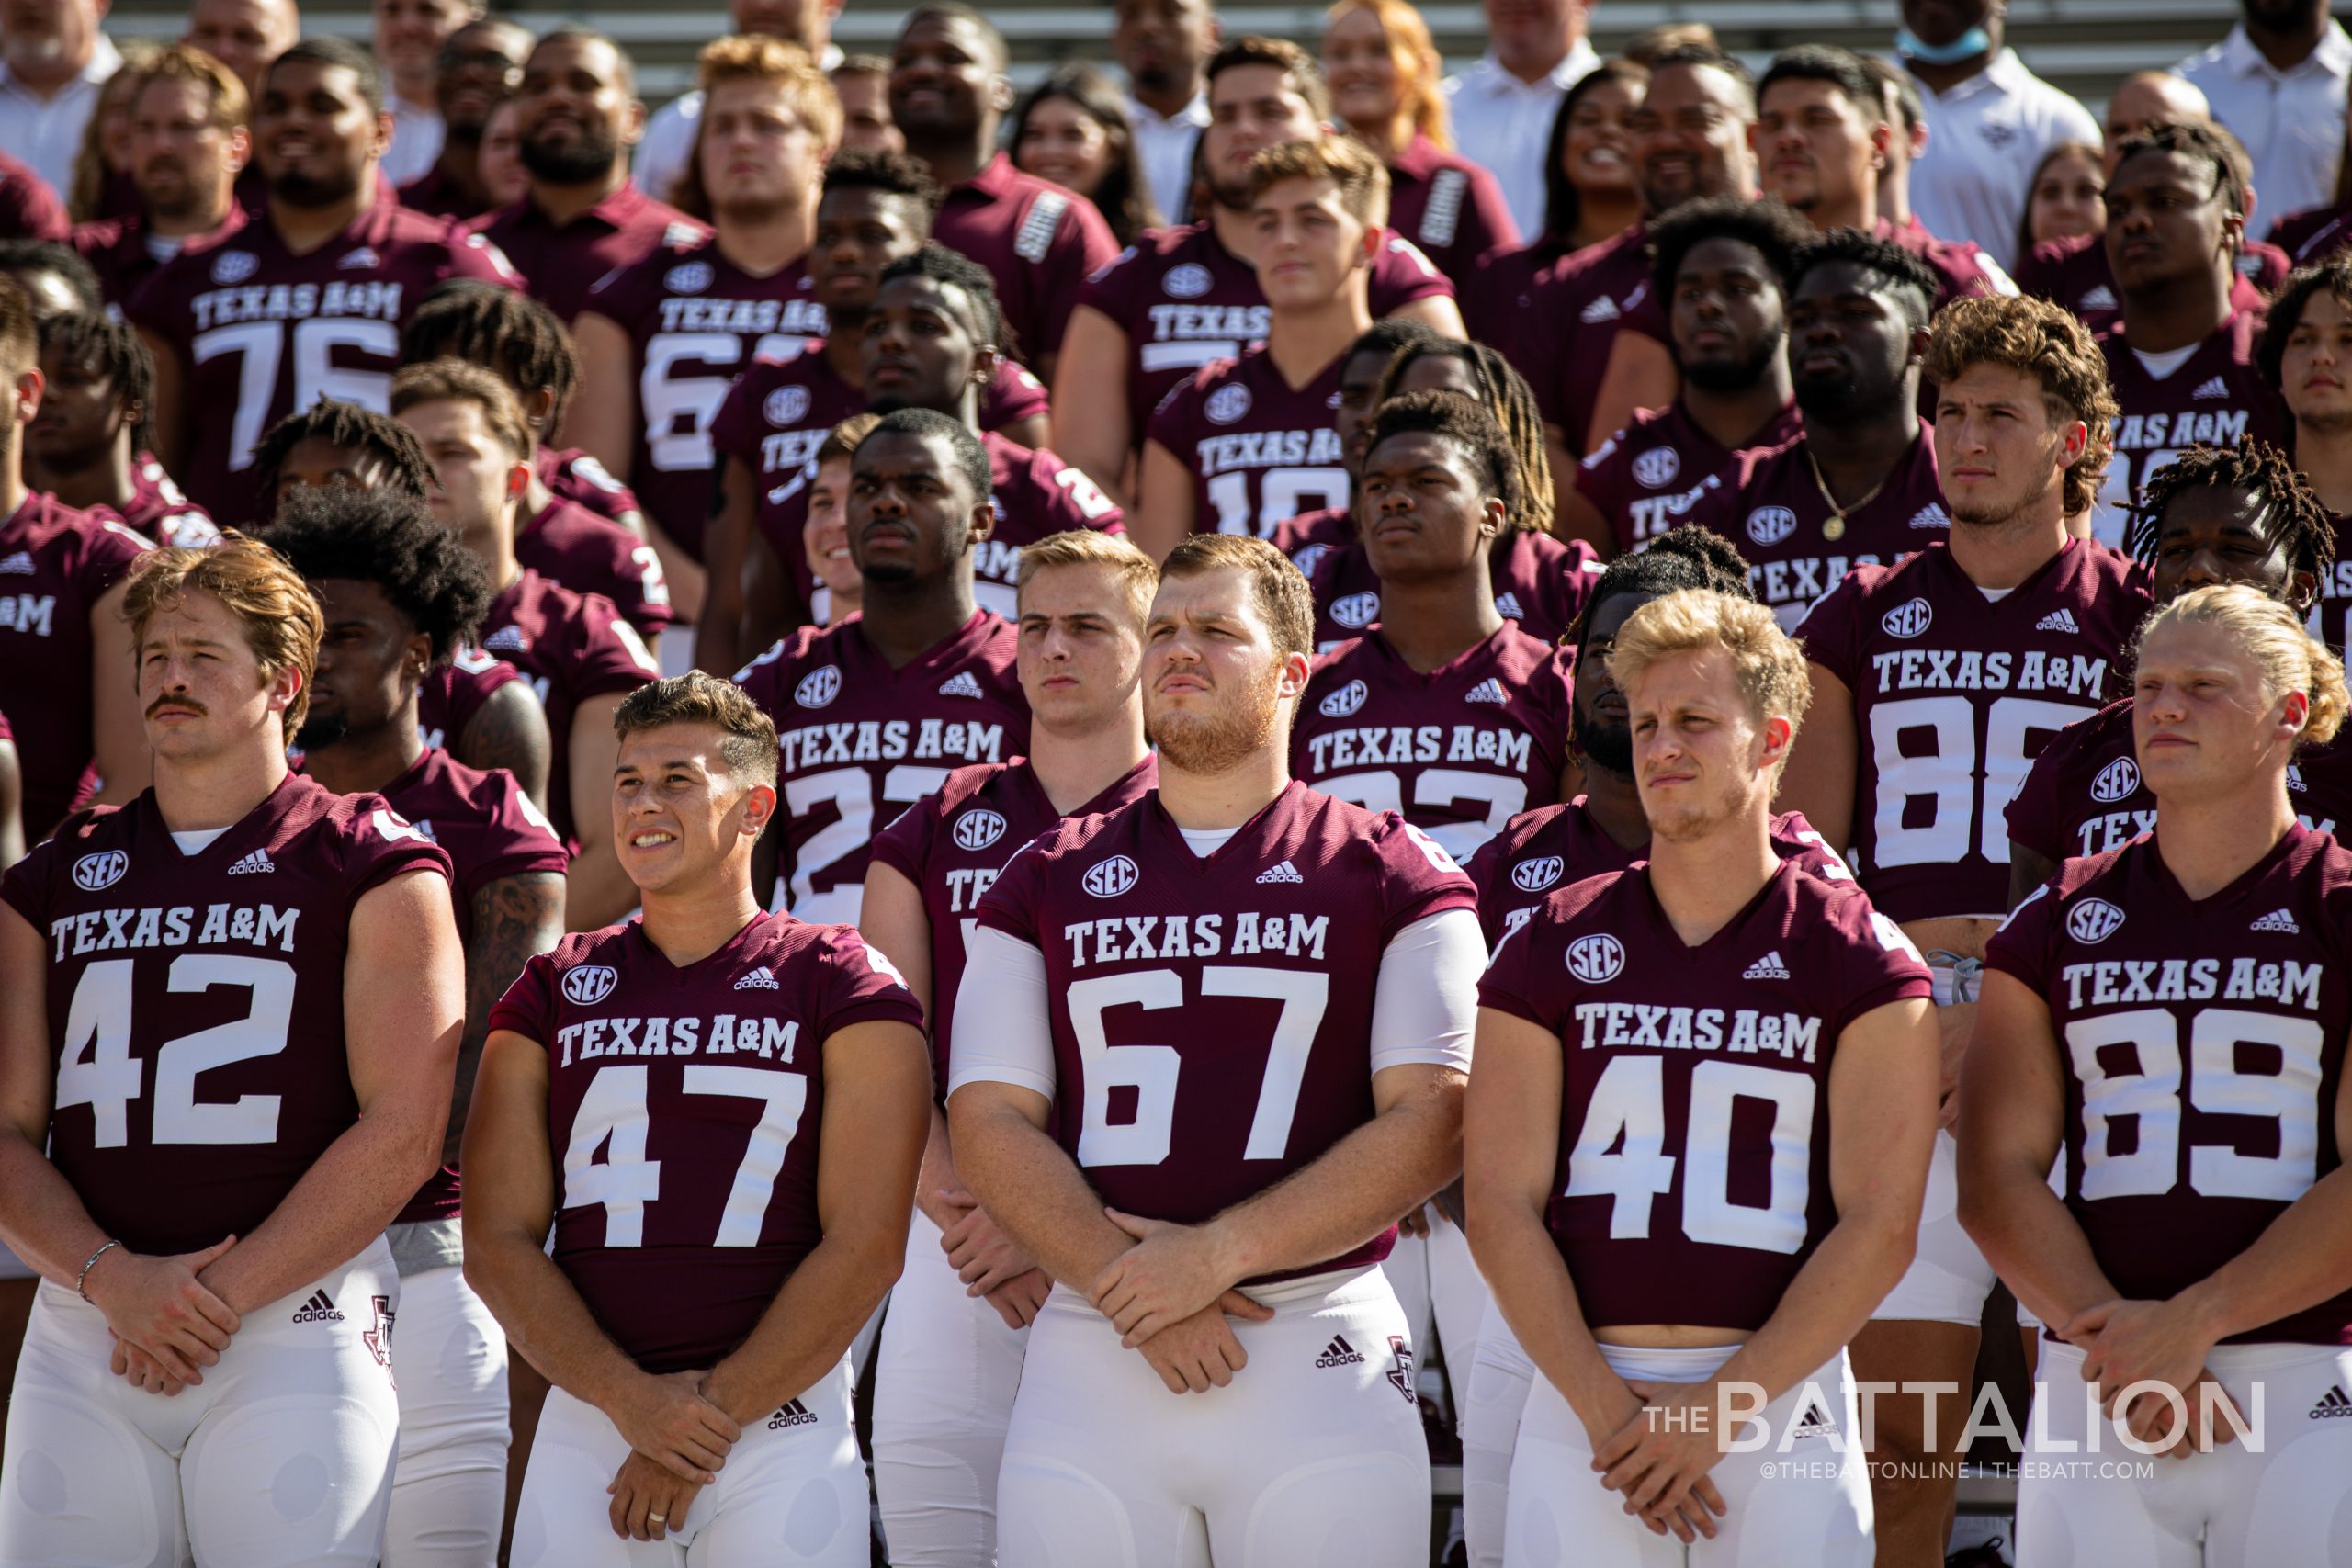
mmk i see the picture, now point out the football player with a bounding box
[262,487,571,1568]
[391,362,664,931]
[1468,586,1939,1562]
[464,671,931,1562]
[948,533,1485,1564]
[0,537,466,1566]
[1781,293,2149,1561]
[27,310,218,547]
[860,529,1159,1565]
[732,407,1031,925]
[129,39,515,525]
[1965,585,2352,1567]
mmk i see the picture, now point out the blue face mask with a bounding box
[1896,25,1993,66]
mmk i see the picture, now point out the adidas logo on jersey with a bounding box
[291,1290,344,1323]
[2290,764,2309,793]
[1464,678,1509,704]
[1316,1335,1366,1368]
[1792,1402,1838,1438]
[339,246,380,269]
[939,671,985,699]
[1743,951,1791,980]
[1908,503,1950,531]
[0,551,32,575]
[2079,284,2118,311]
[1256,860,1303,885]
[226,848,275,874]
[767,1399,820,1429]
[2192,376,2230,400]
[482,625,528,653]
[2036,608,2079,633]
[1580,295,1622,324]
[1495,591,1524,619]
[734,967,781,989]
[2251,908,2301,934]
[2311,1384,2352,1419]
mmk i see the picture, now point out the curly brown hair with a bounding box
[1923,295,2118,520]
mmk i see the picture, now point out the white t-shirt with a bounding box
[1907,50,2100,276]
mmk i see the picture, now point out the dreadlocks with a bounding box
[1371,339,1555,536]
[2127,436,2337,587]
[38,310,155,453]
[400,281,582,436]
[1566,524,1756,652]
[249,400,436,513]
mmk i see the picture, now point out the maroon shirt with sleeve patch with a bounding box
[578,239,829,559]
[1464,802,1849,952]
[0,773,453,1257]
[369,746,569,1225]
[1677,423,1950,627]
[112,455,220,548]
[973,780,1476,1278]
[73,209,249,308]
[515,495,674,637]
[869,754,1159,1098]
[1292,625,1573,862]
[2006,701,2352,866]
[1076,220,1453,450]
[1305,529,1600,651]
[931,153,1119,364]
[467,184,707,323]
[1148,347,1351,538]
[124,203,517,524]
[1509,226,1654,460]
[733,611,1029,926]
[2013,230,2283,319]
[487,912,922,1372]
[1580,400,1803,553]
[2096,311,2289,543]
[0,493,151,834]
[1385,136,1518,289]
[415,645,525,757]
[1796,539,2150,923]
[1478,857,1932,1332]
[1984,826,2352,1344]
[537,445,642,526]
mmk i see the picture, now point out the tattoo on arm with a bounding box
[462,686,554,808]
[457,873,567,1166]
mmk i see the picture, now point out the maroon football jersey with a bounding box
[2276,205,2352,265]
[467,183,707,323]
[487,911,922,1371]
[1292,625,1572,862]
[112,455,220,548]
[415,645,525,756]
[368,745,569,1225]
[2013,230,2283,319]
[1305,529,1601,652]
[1478,856,1932,1332]
[578,238,828,560]
[1464,802,1850,951]
[973,779,1476,1277]
[1677,422,1951,627]
[0,493,151,834]
[124,202,517,524]
[1579,400,1803,553]
[0,149,66,242]
[0,773,453,1256]
[515,494,673,637]
[1796,539,2151,923]
[1385,136,1518,290]
[72,209,250,309]
[931,153,1120,365]
[2096,311,2290,544]
[2007,699,2352,866]
[1882,214,2014,307]
[733,611,1030,925]
[1148,346,1351,539]
[1510,225,1653,461]
[1984,825,2352,1343]
[1268,505,1350,576]
[395,163,489,223]
[869,754,1159,1097]
[1075,220,1453,449]
[537,445,642,526]
[465,571,662,845]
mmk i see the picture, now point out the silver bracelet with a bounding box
[75,1238,121,1303]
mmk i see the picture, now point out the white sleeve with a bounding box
[1368,908,1486,1076]
[944,927,1057,1100]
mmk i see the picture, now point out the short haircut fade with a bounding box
[1016,529,1158,628]
[615,671,780,788]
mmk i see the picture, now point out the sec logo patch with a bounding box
[1164,262,1213,299]
[562,965,619,1006]
[1632,446,1680,490]
[2066,898,2126,944]
[1881,598,1933,638]
[764,385,811,426]
[73,851,128,892]
[1746,506,1797,547]
[1566,933,1626,983]
[1511,855,1564,894]
[1084,855,1139,898]
[1319,679,1368,717]
[1330,592,1380,629]
[665,261,714,294]
[953,808,1008,851]
[2091,757,2139,803]
[1204,384,1253,425]
[795,666,842,708]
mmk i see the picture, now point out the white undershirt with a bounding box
[947,908,1486,1102]
[1176,826,1238,856]
[169,828,229,854]
[2131,344,2200,381]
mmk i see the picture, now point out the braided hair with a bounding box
[2126,436,2337,590]
[1371,338,1555,535]
[399,281,581,436]
[38,310,156,453]
[249,400,436,513]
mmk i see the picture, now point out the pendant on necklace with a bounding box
[1822,514,1847,542]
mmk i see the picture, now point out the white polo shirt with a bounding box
[382,93,446,190]
[2177,19,2352,222]
[0,33,121,201]
[1125,87,1208,226]
[1907,49,2100,276]
[1442,39,1600,239]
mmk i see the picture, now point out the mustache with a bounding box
[146,693,207,719]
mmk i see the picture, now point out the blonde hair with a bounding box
[121,537,325,740]
[1247,135,1392,228]
[390,359,537,461]
[1159,534,1316,657]
[613,671,779,787]
[1323,0,1451,151]
[672,36,842,213]
[1610,589,1813,766]
[1016,530,1159,629]
[2136,583,2349,749]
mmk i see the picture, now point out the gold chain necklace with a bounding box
[1804,445,1889,543]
